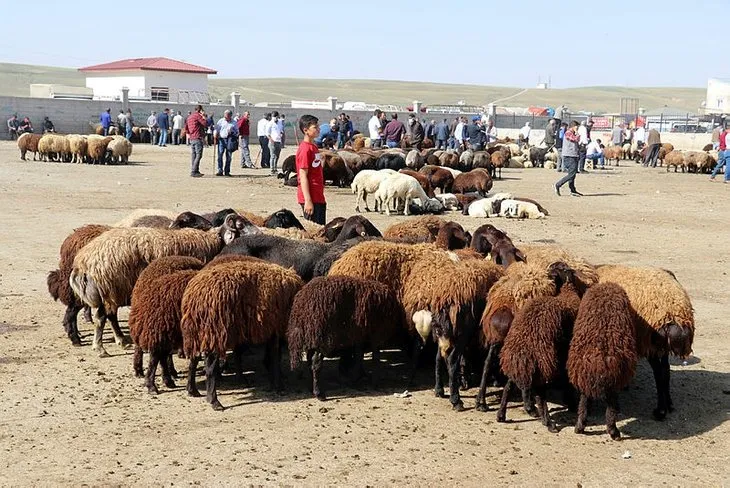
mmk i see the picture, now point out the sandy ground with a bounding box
[0,140,728,486]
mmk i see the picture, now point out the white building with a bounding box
[78,57,217,103]
[705,78,730,114]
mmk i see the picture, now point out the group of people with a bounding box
[7,115,55,139]
[145,109,185,146]
[256,112,286,175]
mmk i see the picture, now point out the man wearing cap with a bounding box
[465,116,486,151]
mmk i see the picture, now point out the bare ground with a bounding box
[0,141,728,486]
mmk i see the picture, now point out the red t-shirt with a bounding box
[296,141,325,204]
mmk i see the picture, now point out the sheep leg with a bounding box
[574,392,589,434]
[534,385,557,433]
[403,196,411,216]
[186,356,201,397]
[133,346,144,377]
[408,337,423,386]
[605,391,621,440]
[266,336,283,392]
[475,344,497,412]
[83,306,93,324]
[649,355,669,420]
[496,379,513,422]
[167,354,178,379]
[108,311,132,349]
[370,349,381,390]
[522,387,538,418]
[434,347,446,398]
[232,344,246,385]
[205,352,224,411]
[384,196,391,216]
[62,304,83,346]
[447,344,465,411]
[662,353,673,412]
[145,353,161,395]
[92,310,110,358]
[311,351,326,401]
[159,352,176,389]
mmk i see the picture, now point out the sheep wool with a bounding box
[518,244,598,289]
[113,209,179,228]
[382,215,445,242]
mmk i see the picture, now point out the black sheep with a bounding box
[263,209,305,230]
[375,153,406,171]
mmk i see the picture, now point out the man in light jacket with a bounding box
[172,111,184,145]
[257,113,271,168]
[644,128,661,167]
[146,111,158,145]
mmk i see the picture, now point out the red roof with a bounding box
[79,57,217,75]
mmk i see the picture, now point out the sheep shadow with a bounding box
[580,193,626,197]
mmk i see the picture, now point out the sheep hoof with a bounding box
[451,401,465,412]
[574,425,585,435]
[547,423,558,434]
[210,400,225,411]
[524,406,540,418]
[69,334,82,346]
[187,388,202,398]
[147,385,159,395]
[434,388,445,398]
[164,378,177,389]
[119,336,134,349]
[652,408,667,421]
[608,428,621,440]
[315,393,327,401]
[97,349,111,359]
[134,369,144,378]
[496,413,507,423]
[475,403,489,413]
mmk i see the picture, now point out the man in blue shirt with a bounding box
[99,108,112,136]
[156,108,170,147]
[315,119,336,148]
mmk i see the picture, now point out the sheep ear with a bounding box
[223,213,236,230]
[515,249,526,263]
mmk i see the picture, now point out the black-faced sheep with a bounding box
[287,276,403,400]
[451,168,493,196]
[128,256,205,394]
[567,282,637,440]
[180,259,303,410]
[280,154,296,181]
[496,263,582,431]
[106,136,133,164]
[470,224,525,266]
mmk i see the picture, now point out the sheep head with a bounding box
[264,209,305,230]
[221,214,259,244]
[170,211,213,231]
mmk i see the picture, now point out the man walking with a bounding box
[267,111,283,175]
[146,111,158,145]
[214,110,238,176]
[435,118,449,150]
[185,105,207,177]
[644,127,661,167]
[237,111,253,168]
[555,121,582,197]
[157,108,170,147]
[172,111,184,145]
[258,113,271,168]
[577,120,589,172]
[99,109,112,136]
[709,124,729,183]
[555,122,566,172]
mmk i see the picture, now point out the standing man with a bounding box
[172,111,184,145]
[267,111,283,175]
[146,111,158,145]
[577,120,589,172]
[634,123,646,156]
[454,117,466,149]
[448,116,459,149]
[465,116,486,151]
[555,120,582,197]
[485,120,497,144]
[337,113,349,149]
[383,114,406,148]
[157,108,170,147]
[519,122,531,148]
[408,113,425,149]
[185,105,207,177]
[709,124,729,183]
[435,118,449,150]
[644,127,661,167]
[7,115,19,140]
[124,109,134,141]
[214,110,238,177]
[99,108,112,136]
[555,122,567,172]
[423,119,436,143]
[711,124,722,150]
[611,123,624,147]
[368,109,383,148]
[117,110,126,133]
[257,113,271,169]
[237,111,253,168]
[544,118,557,147]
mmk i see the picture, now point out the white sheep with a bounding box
[508,155,527,168]
[459,150,474,167]
[107,136,133,164]
[350,169,397,212]
[499,199,545,219]
[434,193,460,211]
[405,149,422,168]
[506,143,522,157]
[467,193,514,218]
[374,173,431,216]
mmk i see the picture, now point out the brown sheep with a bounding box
[87,136,114,164]
[47,224,111,345]
[320,151,351,187]
[180,259,303,410]
[17,133,43,161]
[352,136,366,151]
[664,150,686,172]
[419,165,454,193]
[438,151,460,169]
[399,169,435,197]
[451,168,493,196]
[518,244,598,291]
[489,151,507,179]
[470,224,525,266]
[433,221,471,250]
[702,143,713,151]
[496,263,582,431]
[287,276,403,400]
[603,145,623,166]
[382,215,446,242]
[567,282,637,440]
[129,256,205,394]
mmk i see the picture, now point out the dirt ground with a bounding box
[0,140,728,486]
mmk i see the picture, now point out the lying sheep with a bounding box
[434,193,460,210]
[451,168,493,196]
[287,276,403,399]
[568,282,637,440]
[498,199,546,219]
[463,192,513,217]
[351,169,397,212]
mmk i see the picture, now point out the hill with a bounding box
[0,62,706,114]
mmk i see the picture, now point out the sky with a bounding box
[0,0,726,88]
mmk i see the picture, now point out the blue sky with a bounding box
[0,0,724,87]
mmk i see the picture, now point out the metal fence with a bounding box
[495,112,719,133]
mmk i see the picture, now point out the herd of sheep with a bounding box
[46,207,694,440]
[16,132,132,165]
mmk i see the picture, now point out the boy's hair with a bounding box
[299,114,319,134]
[571,120,580,127]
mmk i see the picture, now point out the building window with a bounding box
[150,87,169,101]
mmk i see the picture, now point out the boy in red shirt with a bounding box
[296,115,327,224]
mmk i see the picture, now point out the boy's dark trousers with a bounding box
[301,203,326,225]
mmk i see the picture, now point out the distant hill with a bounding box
[0,62,706,114]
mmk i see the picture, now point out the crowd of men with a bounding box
[6,114,56,139]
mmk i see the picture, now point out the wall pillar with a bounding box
[412,100,422,114]
[230,92,240,113]
[121,87,129,111]
[327,96,338,112]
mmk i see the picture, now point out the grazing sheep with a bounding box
[419,165,455,194]
[470,224,525,266]
[519,244,599,290]
[287,276,403,399]
[114,209,179,228]
[107,136,133,164]
[280,155,296,180]
[47,224,111,345]
[67,135,88,164]
[351,169,397,212]
[438,150,460,169]
[596,264,694,420]
[451,168,493,196]
[128,256,205,394]
[70,215,254,357]
[568,282,637,439]
[375,152,406,171]
[496,263,582,431]
[382,216,445,242]
[664,150,686,172]
[320,150,351,187]
[181,259,303,410]
[86,135,114,164]
[685,151,713,173]
[17,132,42,161]
[373,172,435,216]
[399,169,435,197]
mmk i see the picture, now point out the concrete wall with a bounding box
[0,95,714,150]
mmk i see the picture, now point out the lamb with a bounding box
[419,165,455,194]
[664,150,686,172]
[497,199,546,219]
[490,151,507,179]
[496,263,582,431]
[69,214,254,357]
[463,192,513,217]
[603,145,622,166]
[128,256,205,394]
[434,193,460,210]
[17,132,42,161]
[567,282,637,439]
[373,172,435,216]
[405,149,424,170]
[399,169,435,197]
[451,168,493,196]
[106,136,133,164]
[351,169,397,212]
[47,224,111,345]
[180,259,303,410]
[596,264,694,420]
[67,135,88,164]
[287,276,403,399]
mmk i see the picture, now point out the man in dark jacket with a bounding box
[156,108,170,147]
[337,113,349,148]
[408,114,425,149]
[643,128,661,167]
[435,118,450,150]
[423,119,436,142]
[544,119,557,147]
[464,116,486,151]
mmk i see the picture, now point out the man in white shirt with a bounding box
[172,111,184,145]
[146,111,158,145]
[485,120,498,144]
[257,113,271,168]
[368,109,383,148]
[214,110,239,176]
[577,120,589,172]
[520,122,531,148]
[585,138,605,169]
[267,111,283,175]
[454,117,465,148]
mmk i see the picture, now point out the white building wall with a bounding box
[143,71,208,94]
[705,78,730,114]
[85,70,209,100]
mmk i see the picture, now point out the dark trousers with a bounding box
[556,156,579,193]
[259,135,270,167]
[217,139,232,175]
[436,138,447,150]
[644,143,660,167]
[300,203,327,225]
[578,144,587,172]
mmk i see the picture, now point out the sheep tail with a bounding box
[288,326,305,370]
[69,270,103,308]
[47,269,62,301]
